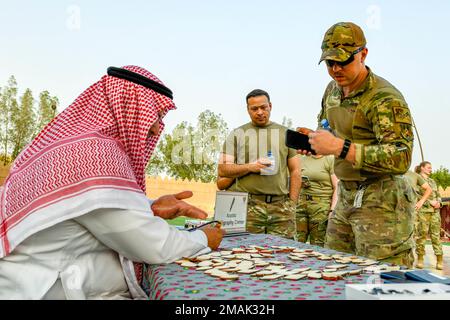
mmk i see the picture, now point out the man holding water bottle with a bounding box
[297,22,415,267]
[218,89,300,240]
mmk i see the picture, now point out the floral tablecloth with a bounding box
[142,234,376,300]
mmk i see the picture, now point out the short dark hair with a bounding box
[246,89,270,104]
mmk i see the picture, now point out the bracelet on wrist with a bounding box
[339,139,351,159]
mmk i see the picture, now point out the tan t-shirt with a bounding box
[222,121,297,195]
[300,155,335,197]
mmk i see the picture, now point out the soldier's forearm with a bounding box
[218,163,251,178]
[331,188,338,210]
[353,142,412,175]
[330,138,356,164]
[420,187,432,203]
[216,177,234,190]
[289,173,301,202]
[342,142,356,164]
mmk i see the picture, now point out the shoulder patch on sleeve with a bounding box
[392,106,412,125]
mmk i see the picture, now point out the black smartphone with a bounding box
[285,129,316,154]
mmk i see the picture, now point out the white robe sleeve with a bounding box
[74,208,210,265]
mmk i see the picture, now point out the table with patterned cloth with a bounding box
[441,204,450,239]
[142,234,378,300]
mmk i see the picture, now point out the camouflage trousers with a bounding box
[296,194,331,246]
[246,197,297,240]
[325,175,415,268]
[415,209,443,256]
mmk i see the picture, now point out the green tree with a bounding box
[11,89,36,160]
[145,145,165,177]
[146,110,229,182]
[36,91,58,135]
[0,76,18,165]
[430,166,450,190]
[0,76,60,164]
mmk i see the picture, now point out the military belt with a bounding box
[340,175,393,190]
[248,194,288,204]
[301,194,331,202]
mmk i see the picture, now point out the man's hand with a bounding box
[201,225,226,250]
[308,130,343,156]
[151,191,208,220]
[296,127,314,135]
[218,153,270,178]
[430,200,441,209]
[248,158,271,173]
[415,199,425,211]
[295,127,314,155]
[328,209,334,219]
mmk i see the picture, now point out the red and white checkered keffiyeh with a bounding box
[0,65,175,262]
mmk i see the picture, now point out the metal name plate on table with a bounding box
[213,191,249,237]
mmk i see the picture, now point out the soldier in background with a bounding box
[296,155,338,247]
[415,161,444,270]
[405,170,432,213]
[404,169,432,252]
[298,22,415,267]
[218,89,300,240]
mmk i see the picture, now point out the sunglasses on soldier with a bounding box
[325,47,365,68]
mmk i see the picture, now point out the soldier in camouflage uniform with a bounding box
[414,161,444,270]
[405,170,432,212]
[218,89,300,240]
[296,155,338,246]
[299,22,415,267]
[404,170,432,239]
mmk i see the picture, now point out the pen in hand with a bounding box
[186,220,222,232]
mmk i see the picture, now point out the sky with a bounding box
[1,0,449,170]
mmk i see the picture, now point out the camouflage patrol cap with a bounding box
[319,22,366,64]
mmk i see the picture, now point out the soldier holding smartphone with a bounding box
[297,22,415,267]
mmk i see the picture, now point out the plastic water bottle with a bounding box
[320,119,331,131]
[260,151,276,176]
[320,119,335,135]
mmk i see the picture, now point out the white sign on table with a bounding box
[213,191,249,236]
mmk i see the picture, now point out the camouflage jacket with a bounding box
[423,176,441,211]
[318,67,414,181]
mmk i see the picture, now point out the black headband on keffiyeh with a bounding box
[107,66,173,100]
